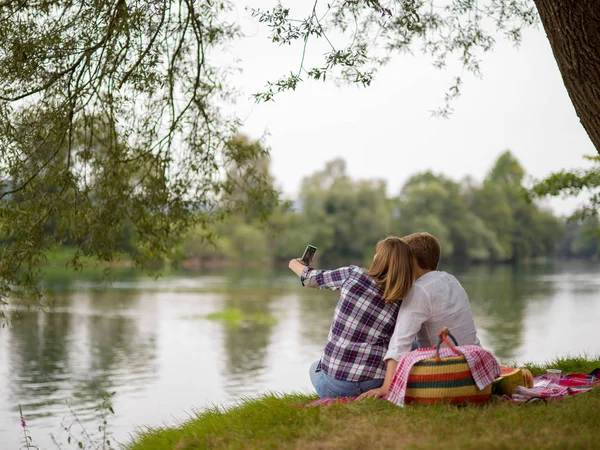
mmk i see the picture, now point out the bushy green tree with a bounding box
[299,159,392,264]
[470,181,515,260]
[0,2,277,311]
[178,136,278,266]
[178,153,593,267]
[471,151,563,262]
[394,172,503,262]
[267,206,307,262]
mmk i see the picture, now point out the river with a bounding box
[0,261,599,448]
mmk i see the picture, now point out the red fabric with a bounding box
[558,373,599,387]
[385,345,501,407]
[296,370,599,408]
[513,372,600,401]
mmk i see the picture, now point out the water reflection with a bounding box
[7,311,73,417]
[219,289,277,391]
[2,284,158,447]
[458,264,557,360]
[297,288,338,349]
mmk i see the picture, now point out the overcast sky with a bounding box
[224,3,596,216]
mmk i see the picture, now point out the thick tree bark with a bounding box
[534,0,600,155]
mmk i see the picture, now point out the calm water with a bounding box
[1,262,599,448]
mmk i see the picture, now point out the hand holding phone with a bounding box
[301,245,317,266]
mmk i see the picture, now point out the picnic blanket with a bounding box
[506,369,600,403]
[297,368,600,408]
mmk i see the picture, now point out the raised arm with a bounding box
[288,259,354,291]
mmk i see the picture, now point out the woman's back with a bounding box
[302,265,401,382]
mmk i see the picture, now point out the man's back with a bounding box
[384,271,480,361]
[413,271,480,348]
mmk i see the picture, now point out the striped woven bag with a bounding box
[405,328,492,405]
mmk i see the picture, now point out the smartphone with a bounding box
[301,245,317,266]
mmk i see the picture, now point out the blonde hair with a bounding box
[367,237,414,303]
[402,232,441,271]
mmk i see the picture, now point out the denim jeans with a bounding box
[309,361,384,398]
[411,337,420,351]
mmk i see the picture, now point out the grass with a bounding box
[128,356,600,450]
[188,308,278,327]
[43,246,134,268]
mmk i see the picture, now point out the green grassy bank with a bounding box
[128,356,600,450]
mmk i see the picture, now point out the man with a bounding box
[358,232,481,400]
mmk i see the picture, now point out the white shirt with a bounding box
[384,271,480,361]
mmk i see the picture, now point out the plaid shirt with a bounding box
[301,265,400,382]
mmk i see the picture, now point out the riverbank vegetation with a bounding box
[128,356,600,450]
[42,147,599,271]
[175,149,599,268]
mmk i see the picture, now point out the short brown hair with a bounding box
[402,232,440,271]
[367,237,414,303]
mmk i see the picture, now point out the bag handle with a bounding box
[433,327,461,362]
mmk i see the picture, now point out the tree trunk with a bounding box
[534,0,600,155]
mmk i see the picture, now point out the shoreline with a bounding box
[127,356,600,450]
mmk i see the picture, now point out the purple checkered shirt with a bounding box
[301,265,400,382]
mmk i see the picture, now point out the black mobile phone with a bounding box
[301,245,317,266]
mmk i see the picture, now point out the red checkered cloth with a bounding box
[508,371,600,402]
[296,369,599,408]
[386,345,501,407]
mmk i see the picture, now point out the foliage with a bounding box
[394,171,505,261]
[0,3,276,310]
[298,158,391,263]
[221,135,280,223]
[531,155,600,221]
[391,151,562,263]
[19,404,38,450]
[470,151,563,262]
[530,155,600,258]
[470,180,515,259]
[266,206,308,262]
[128,357,600,450]
[177,151,582,267]
[51,393,117,449]
[19,391,117,450]
[250,0,538,116]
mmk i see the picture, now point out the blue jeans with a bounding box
[412,337,420,351]
[309,361,384,398]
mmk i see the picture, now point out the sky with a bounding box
[223,2,597,216]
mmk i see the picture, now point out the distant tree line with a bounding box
[24,137,598,268]
[178,142,600,267]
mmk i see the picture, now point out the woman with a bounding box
[288,237,414,398]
